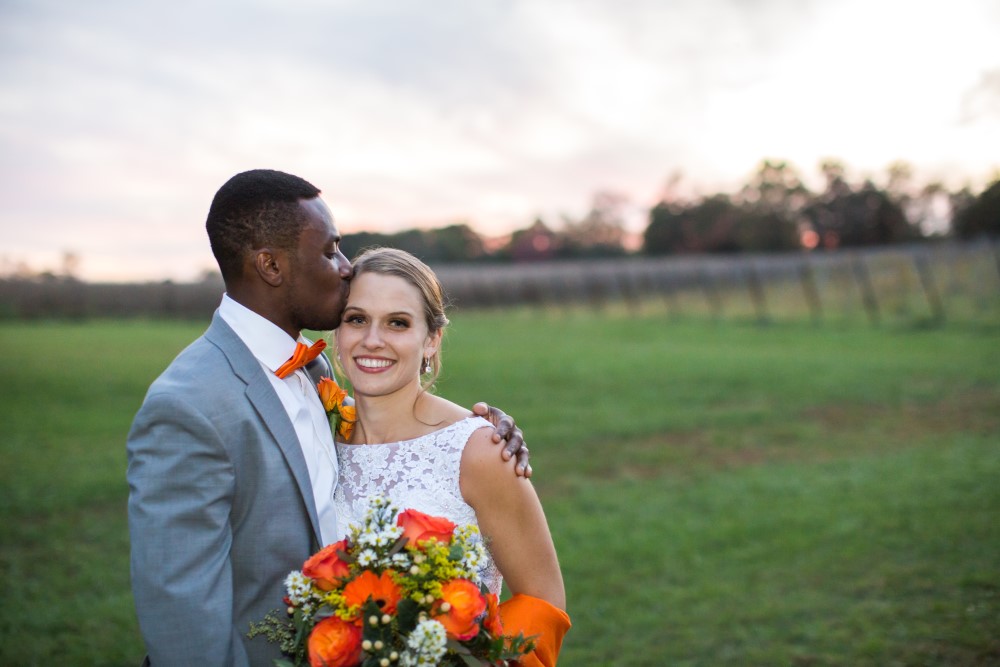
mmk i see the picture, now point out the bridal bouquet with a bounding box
[249,497,534,667]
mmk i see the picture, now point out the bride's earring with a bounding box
[423,357,432,374]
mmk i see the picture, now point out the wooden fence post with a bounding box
[617,269,641,314]
[851,254,880,326]
[655,270,680,319]
[913,251,945,323]
[744,261,769,324]
[698,266,723,320]
[798,258,823,323]
[992,238,1000,285]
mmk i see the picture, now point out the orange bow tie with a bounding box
[275,340,327,379]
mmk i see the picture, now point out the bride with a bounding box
[332,247,569,666]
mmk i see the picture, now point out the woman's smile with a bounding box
[354,356,395,372]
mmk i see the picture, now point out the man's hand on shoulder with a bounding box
[472,402,531,478]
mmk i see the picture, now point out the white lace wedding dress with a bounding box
[333,416,503,595]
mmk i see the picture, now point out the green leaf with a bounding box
[396,598,420,632]
[388,535,409,556]
[312,606,335,622]
[446,638,472,655]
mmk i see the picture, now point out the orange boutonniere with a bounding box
[317,376,357,440]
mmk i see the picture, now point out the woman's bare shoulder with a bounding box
[417,394,475,427]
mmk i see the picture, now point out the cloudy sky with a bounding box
[2,0,999,281]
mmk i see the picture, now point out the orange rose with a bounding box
[337,404,357,440]
[317,377,348,412]
[396,508,455,547]
[432,579,486,641]
[302,540,351,591]
[483,592,503,638]
[308,616,362,667]
[342,570,403,616]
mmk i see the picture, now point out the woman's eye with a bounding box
[389,319,409,328]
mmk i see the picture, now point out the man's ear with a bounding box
[253,249,284,287]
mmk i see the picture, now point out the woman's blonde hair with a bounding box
[350,247,449,389]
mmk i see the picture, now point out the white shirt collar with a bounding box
[218,294,304,374]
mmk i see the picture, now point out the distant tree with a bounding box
[198,269,224,286]
[391,229,434,259]
[643,199,685,255]
[341,231,396,260]
[733,160,809,251]
[644,174,692,254]
[819,159,851,198]
[801,160,916,248]
[560,191,629,258]
[340,224,486,263]
[504,219,561,262]
[952,179,1000,238]
[880,161,953,238]
[61,251,81,280]
[906,181,951,237]
[643,194,743,254]
[426,223,486,262]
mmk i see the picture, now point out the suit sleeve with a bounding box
[499,593,572,667]
[127,389,248,667]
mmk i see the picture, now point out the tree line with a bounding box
[4,158,998,285]
[339,159,1000,264]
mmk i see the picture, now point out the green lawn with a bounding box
[1,311,998,665]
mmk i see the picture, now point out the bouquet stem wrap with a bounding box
[499,593,571,667]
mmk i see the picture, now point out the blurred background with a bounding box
[1,0,998,287]
[2,1,999,665]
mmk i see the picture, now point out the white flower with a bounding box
[453,526,487,582]
[356,548,378,567]
[283,571,313,605]
[400,619,448,666]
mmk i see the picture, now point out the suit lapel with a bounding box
[204,312,323,545]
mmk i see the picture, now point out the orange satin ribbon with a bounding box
[274,340,327,379]
[499,593,572,667]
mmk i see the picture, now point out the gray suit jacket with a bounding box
[127,312,331,666]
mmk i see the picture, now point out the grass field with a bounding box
[1,309,998,666]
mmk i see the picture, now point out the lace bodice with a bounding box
[333,416,502,595]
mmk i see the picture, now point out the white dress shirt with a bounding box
[219,294,339,545]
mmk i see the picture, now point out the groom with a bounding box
[127,169,529,666]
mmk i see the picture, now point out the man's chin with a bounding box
[301,320,340,332]
[303,309,344,332]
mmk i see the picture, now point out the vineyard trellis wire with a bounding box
[2,240,998,326]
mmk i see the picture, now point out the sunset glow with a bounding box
[1,0,998,281]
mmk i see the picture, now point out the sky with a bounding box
[1,0,999,282]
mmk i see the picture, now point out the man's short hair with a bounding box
[205,169,322,281]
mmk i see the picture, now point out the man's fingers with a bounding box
[502,426,523,458]
[516,447,532,478]
[474,402,512,441]
[495,411,514,440]
[472,404,528,476]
